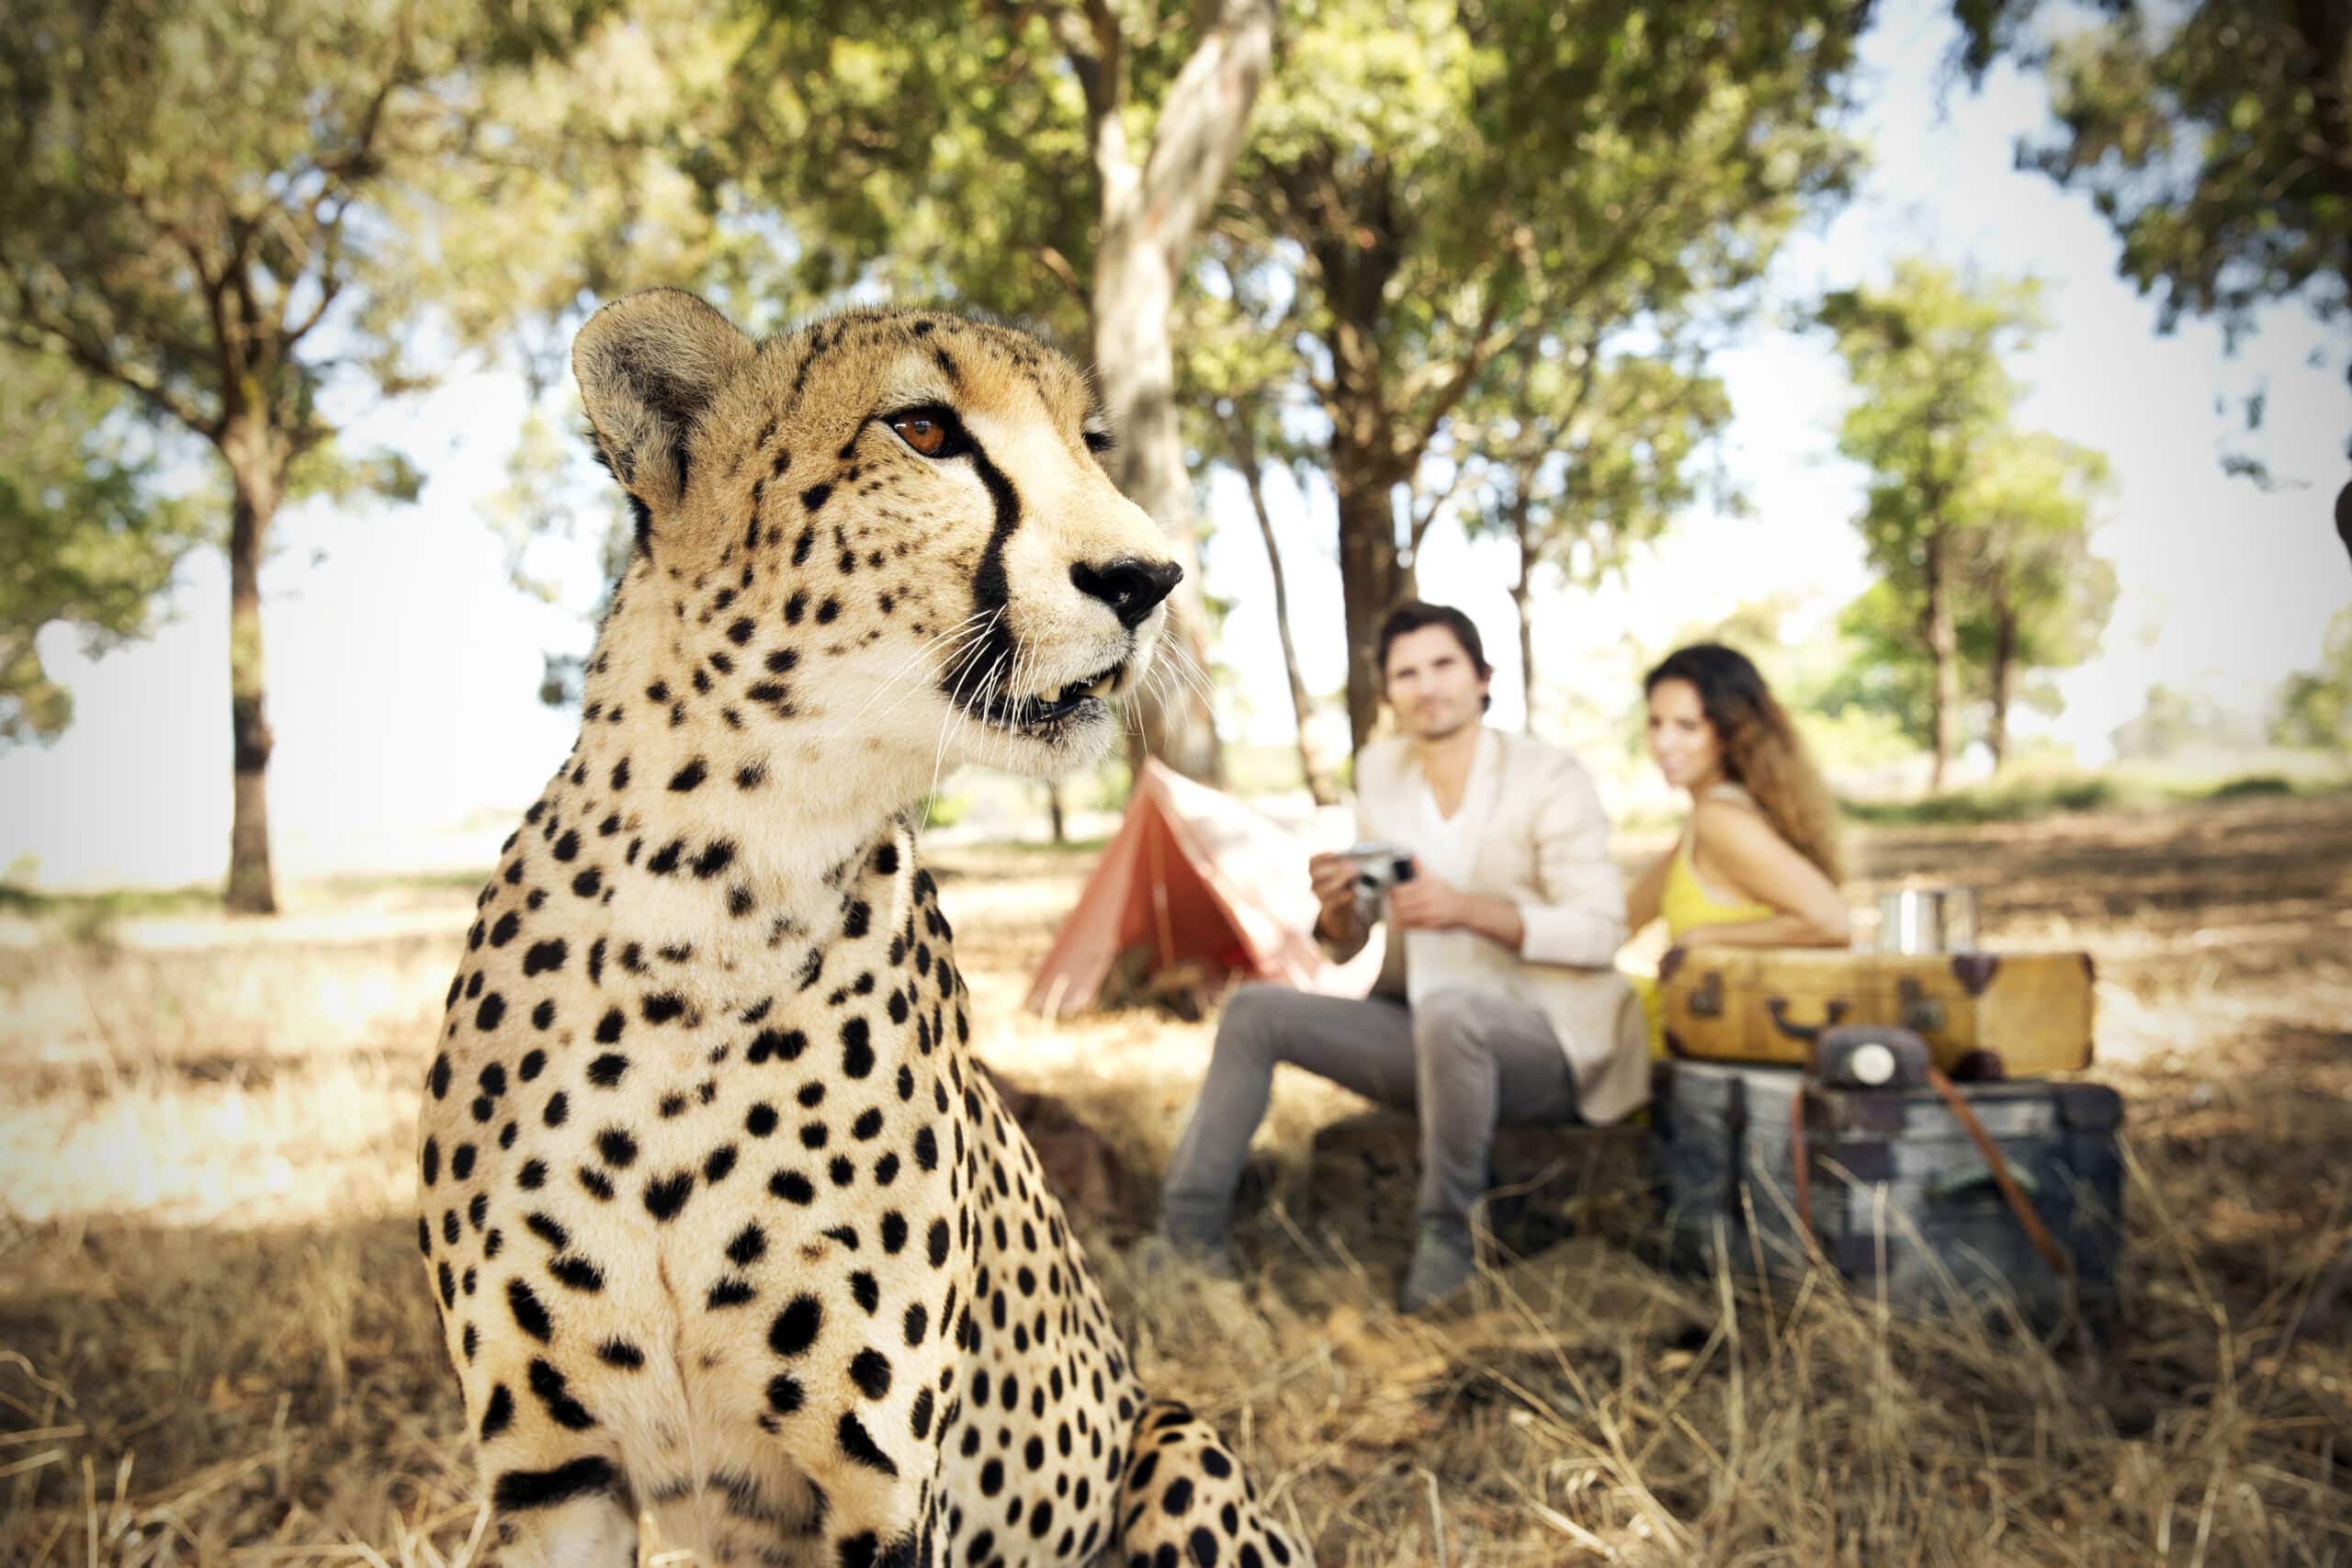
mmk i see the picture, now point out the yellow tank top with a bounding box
[1659,834,1777,938]
[1634,787,1778,1057]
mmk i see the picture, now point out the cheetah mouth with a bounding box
[972,660,1125,733]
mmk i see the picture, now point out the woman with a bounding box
[1624,644,1849,1052]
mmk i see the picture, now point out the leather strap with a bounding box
[1788,1088,1821,1261]
[1786,1073,2071,1278]
[1923,1067,2072,1276]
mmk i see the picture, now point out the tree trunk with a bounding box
[1922,523,1958,793]
[1335,476,1407,755]
[1097,228,1224,784]
[1511,491,1537,732]
[1084,0,1277,787]
[1988,566,2017,773]
[1046,779,1067,845]
[1227,423,1337,804]
[221,428,282,914]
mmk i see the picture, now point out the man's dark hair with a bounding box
[1376,601,1493,711]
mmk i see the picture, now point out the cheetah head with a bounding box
[572,289,1179,785]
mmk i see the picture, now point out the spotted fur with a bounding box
[417,289,1307,1568]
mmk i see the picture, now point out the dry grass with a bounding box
[4,795,2350,1565]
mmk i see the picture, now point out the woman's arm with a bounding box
[1683,801,1850,947]
[1624,846,1672,936]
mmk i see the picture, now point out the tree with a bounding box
[1232,0,1868,754]
[718,0,1279,785]
[2110,682,2265,761]
[0,0,725,911]
[1459,330,1735,716]
[2270,610,2352,754]
[1954,429,2116,766]
[0,351,207,743]
[1819,262,2114,782]
[1819,261,2040,787]
[1953,0,2352,457]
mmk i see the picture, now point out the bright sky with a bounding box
[4,0,2346,890]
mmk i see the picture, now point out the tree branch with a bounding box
[1407,445,1475,555]
[1034,243,1089,309]
[1398,293,1523,467]
[6,312,212,434]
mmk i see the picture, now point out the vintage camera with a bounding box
[1344,840,1416,924]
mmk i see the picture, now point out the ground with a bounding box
[3,793,2349,1565]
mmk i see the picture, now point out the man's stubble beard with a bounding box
[1412,704,1480,743]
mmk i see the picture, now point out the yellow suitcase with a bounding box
[1657,947,2095,1076]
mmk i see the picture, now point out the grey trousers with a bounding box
[1160,982,1580,1247]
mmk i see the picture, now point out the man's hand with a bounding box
[1307,851,1363,943]
[1387,862,1466,931]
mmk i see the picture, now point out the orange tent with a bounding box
[1023,760,1381,1018]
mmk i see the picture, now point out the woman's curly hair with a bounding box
[1645,643,1844,885]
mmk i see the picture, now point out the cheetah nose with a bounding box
[1069,558,1182,630]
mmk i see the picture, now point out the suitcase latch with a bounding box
[1688,969,1724,1018]
[1896,976,1946,1034]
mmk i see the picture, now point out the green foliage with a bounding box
[1818,261,2043,565]
[1956,1,2348,336]
[710,0,1161,334]
[1243,0,1867,462]
[1464,337,1737,595]
[2207,773,2294,801]
[0,350,208,742]
[1841,775,2118,825]
[1953,1,2352,459]
[2269,610,2352,752]
[1842,767,2344,826]
[2110,682,2267,761]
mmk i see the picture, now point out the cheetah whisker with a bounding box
[843,608,999,730]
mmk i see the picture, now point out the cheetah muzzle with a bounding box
[416,288,1310,1568]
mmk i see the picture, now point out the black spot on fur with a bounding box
[492,1455,616,1512]
[643,1170,694,1221]
[771,1169,816,1205]
[769,1293,823,1357]
[848,1348,892,1399]
[836,1412,899,1477]
[506,1278,552,1343]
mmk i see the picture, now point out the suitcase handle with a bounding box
[1928,1161,2041,1202]
[1767,997,1849,1043]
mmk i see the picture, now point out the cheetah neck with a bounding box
[524,682,943,1007]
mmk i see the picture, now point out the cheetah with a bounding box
[416,288,1311,1568]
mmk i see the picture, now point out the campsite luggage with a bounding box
[1652,1058,2124,1335]
[1656,946,2096,1077]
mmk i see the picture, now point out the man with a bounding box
[1157,602,1645,1310]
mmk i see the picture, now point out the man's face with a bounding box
[1383,624,1489,741]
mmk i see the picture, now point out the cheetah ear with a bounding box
[572,288,754,525]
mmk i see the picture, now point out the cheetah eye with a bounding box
[885,405,969,459]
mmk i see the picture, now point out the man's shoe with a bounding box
[1135,1229,1239,1283]
[1397,1224,1479,1313]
